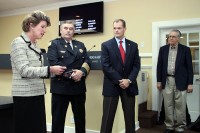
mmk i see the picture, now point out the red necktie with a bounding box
[119,40,125,63]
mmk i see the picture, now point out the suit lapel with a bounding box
[112,38,124,65]
[29,44,41,53]
[164,45,169,62]
[60,38,74,55]
[124,39,131,65]
[72,40,79,58]
[20,33,41,54]
[175,44,182,72]
[164,45,170,67]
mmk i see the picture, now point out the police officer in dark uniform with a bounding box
[47,20,91,133]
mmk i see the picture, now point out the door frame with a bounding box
[152,18,200,111]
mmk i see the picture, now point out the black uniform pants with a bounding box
[51,93,86,133]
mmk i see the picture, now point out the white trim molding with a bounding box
[47,123,100,133]
[139,53,152,58]
[47,121,140,133]
[141,65,152,69]
[140,53,152,69]
[152,18,200,111]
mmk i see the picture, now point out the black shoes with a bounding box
[163,129,174,133]
[156,119,164,125]
[163,129,185,133]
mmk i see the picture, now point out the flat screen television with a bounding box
[59,1,104,35]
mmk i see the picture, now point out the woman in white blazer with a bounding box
[10,10,66,133]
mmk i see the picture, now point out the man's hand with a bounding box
[119,79,130,89]
[187,84,193,93]
[71,69,83,82]
[157,82,162,91]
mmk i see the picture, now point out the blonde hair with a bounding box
[22,10,51,32]
[113,19,126,28]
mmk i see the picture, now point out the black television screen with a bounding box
[59,1,103,35]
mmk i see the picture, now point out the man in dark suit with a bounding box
[100,19,140,133]
[47,20,90,133]
[157,29,193,133]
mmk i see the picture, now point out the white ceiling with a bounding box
[0,0,113,17]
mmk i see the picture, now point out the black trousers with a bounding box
[13,95,46,133]
[100,91,135,133]
[51,93,86,133]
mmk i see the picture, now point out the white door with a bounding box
[183,32,200,122]
[159,28,200,122]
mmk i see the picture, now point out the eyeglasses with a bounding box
[168,35,179,39]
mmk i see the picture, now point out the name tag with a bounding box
[60,50,66,53]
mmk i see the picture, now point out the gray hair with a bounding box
[60,20,76,28]
[170,29,182,37]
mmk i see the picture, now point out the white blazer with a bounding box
[10,32,49,96]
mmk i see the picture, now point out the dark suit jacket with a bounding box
[101,37,140,96]
[47,38,91,95]
[157,43,193,91]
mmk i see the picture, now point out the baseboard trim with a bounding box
[135,121,140,131]
[47,123,99,133]
[119,121,140,133]
[47,121,140,133]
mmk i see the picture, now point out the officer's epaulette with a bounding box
[48,40,52,46]
[72,39,83,44]
[48,38,60,46]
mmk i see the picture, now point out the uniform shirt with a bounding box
[115,37,126,52]
[65,40,73,50]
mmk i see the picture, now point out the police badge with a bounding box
[79,49,83,53]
